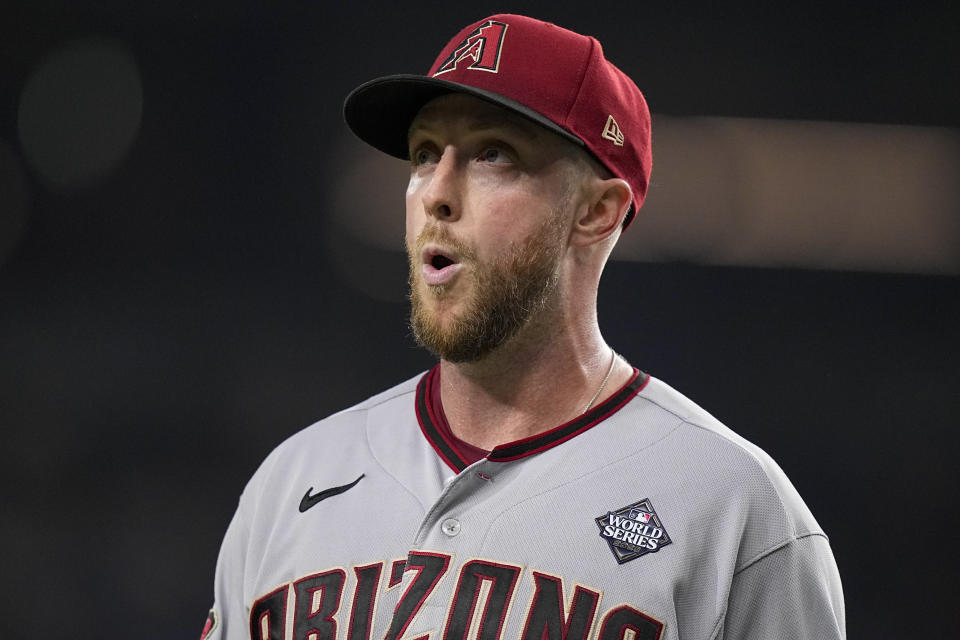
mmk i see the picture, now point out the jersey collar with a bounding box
[415,364,650,473]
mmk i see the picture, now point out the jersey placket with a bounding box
[387,458,517,640]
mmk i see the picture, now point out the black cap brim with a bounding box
[343,74,586,160]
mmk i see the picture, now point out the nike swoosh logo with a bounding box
[299,474,365,513]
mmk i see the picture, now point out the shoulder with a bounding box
[278,371,420,451]
[587,376,844,635]
[628,376,826,564]
[639,376,803,481]
[238,372,425,504]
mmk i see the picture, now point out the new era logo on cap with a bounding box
[343,14,652,227]
[602,115,625,147]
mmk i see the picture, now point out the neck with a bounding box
[438,309,632,451]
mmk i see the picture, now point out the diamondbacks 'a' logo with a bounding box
[433,20,508,76]
[602,115,624,146]
[595,498,672,564]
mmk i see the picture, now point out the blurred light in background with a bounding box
[17,36,143,191]
[332,116,960,277]
[616,117,960,274]
[0,139,30,266]
[327,138,409,302]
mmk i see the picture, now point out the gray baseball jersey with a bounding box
[203,366,845,640]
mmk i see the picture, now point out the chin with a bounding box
[424,300,466,333]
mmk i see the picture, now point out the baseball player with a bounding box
[202,14,845,640]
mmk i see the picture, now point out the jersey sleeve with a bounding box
[203,495,251,640]
[719,533,845,639]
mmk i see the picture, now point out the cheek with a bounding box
[480,192,551,241]
[406,172,423,198]
[405,183,423,249]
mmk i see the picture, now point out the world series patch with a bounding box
[595,498,672,564]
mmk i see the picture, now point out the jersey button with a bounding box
[441,518,461,537]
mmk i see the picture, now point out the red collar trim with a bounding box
[415,366,469,472]
[415,365,649,473]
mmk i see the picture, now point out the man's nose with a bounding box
[421,147,462,222]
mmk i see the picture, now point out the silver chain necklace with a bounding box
[582,349,618,414]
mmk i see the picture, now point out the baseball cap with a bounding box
[343,14,652,228]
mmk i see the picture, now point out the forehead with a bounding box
[408,94,547,143]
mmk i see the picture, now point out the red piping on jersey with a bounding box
[415,365,649,473]
[415,368,471,472]
[487,369,649,461]
[427,367,490,465]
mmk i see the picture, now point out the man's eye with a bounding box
[477,147,510,164]
[412,148,438,166]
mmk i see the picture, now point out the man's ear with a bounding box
[570,178,633,247]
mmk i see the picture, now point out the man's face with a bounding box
[404,94,582,362]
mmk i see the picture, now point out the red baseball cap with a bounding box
[343,14,652,227]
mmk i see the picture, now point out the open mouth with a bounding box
[430,253,455,269]
[421,246,463,285]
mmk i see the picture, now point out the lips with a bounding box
[421,245,463,286]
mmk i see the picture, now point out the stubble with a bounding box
[407,215,567,363]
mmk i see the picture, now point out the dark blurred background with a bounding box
[1,1,958,637]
